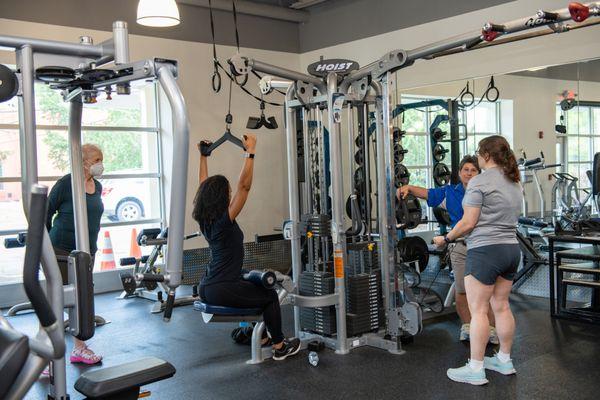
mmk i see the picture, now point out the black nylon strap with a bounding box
[232,0,241,51]
[208,0,221,92]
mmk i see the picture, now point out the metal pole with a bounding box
[251,59,324,88]
[373,77,397,319]
[533,171,545,219]
[302,108,312,214]
[0,35,106,57]
[16,45,68,400]
[16,45,37,210]
[156,65,189,295]
[361,104,372,237]
[112,21,130,65]
[284,86,302,337]
[68,98,91,253]
[326,72,348,354]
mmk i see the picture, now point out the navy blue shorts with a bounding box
[465,244,521,285]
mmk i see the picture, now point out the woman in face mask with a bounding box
[44,143,105,369]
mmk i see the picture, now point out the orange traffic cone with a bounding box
[100,231,116,271]
[130,228,142,259]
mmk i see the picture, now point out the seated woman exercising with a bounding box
[193,133,301,361]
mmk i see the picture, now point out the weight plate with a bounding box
[395,194,422,230]
[354,167,365,189]
[0,64,19,103]
[395,163,410,187]
[433,144,448,162]
[355,134,364,148]
[433,207,451,226]
[433,163,451,186]
[354,149,364,165]
[392,127,406,140]
[431,127,446,142]
[397,236,429,269]
[394,145,408,164]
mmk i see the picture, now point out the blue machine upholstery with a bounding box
[193,301,262,316]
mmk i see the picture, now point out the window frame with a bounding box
[558,101,600,192]
[399,95,503,225]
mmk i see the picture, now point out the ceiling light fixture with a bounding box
[137,0,181,27]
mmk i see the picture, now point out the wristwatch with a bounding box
[444,236,453,244]
[244,153,255,159]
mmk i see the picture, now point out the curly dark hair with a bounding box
[192,175,230,231]
[477,135,520,182]
[459,155,480,172]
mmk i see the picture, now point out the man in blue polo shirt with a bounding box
[398,155,497,343]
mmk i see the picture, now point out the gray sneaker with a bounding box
[484,354,516,375]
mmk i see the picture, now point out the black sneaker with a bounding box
[272,338,301,361]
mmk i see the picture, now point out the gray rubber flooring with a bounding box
[5,291,600,400]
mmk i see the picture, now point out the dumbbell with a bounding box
[243,270,277,289]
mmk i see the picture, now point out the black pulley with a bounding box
[35,66,75,84]
[433,163,451,186]
[431,127,446,142]
[433,207,452,226]
[397,236,429,269]
[79,68,117,82]
[394,145,409,164]
[433,144,449,162]
[395,163,410,187]
[354,148,364,165]
[0,64,19,103]
[395,194,422,230]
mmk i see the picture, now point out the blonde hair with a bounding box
[82,143,102,161]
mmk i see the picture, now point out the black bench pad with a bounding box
[74,357,175,398]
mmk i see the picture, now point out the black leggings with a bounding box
[200,280,284,344]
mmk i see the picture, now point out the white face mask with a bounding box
[89,162,104,177]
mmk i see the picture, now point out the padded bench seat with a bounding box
[193,301,263,323]
[193,301,262,316]
[74,357,175,400]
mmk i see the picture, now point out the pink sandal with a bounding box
[70,346,102,365]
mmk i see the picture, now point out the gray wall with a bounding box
[0,0,300,53]
[298,0,514,52]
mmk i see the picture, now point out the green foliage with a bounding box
[38,84,144,172]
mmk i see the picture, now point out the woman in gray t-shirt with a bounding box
[433,135,523,385]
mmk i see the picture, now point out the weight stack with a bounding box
[346,242,379,275]
[346,269,384,336]
[299,271,337,336]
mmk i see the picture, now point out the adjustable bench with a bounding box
[74,357,175,400]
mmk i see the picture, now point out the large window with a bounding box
[398,95,510,225]
[558,102,600,190]
[0,82,164,284]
